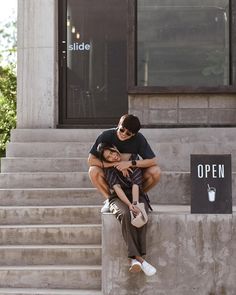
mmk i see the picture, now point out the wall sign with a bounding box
[191,154,232,214]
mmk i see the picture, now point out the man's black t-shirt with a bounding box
[89,128,155,159]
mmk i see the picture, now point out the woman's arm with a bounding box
[113,184,132,207]
[132,184,139,204]
[113,184,140,215]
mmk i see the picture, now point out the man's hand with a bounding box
[114,161,132,177]
[114,161,132,171]
[121,169,131,177]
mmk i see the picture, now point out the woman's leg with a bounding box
[109,197,146,258]
[109,196,149,258]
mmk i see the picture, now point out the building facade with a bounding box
[1,1,234,293]
[17,0,236,129]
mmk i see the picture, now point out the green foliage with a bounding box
[0,18,17,158]
[0,64,17,158]
[0,19,17,66]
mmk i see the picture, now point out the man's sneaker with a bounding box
[101,199,110,213]
[129,259,142,273]
[141,260,157,276]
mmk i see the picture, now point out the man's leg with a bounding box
[142,165,161,193]
[88,166,110,199]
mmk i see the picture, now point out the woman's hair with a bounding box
[96,142,118,162]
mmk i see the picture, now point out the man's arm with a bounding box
[114,157,158,172]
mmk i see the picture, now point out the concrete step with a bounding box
[4,142,236,171]
[0,245,101,266]
[0,224,101,245]
[0,188,103,206]
[0,206,101,225]
[1,158,88,173]
[157,142,236,171]
[6,142,92,158]
[10,129,105,142]
[0,172,92,188]
[149,171,236,205]
[0,172,235,205]
[0,288,102,295]
[10,128,236,143]
[0,266,101,290]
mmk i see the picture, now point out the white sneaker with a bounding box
[101,199,110,213]
[129,259,142,273]
[141,260,157,276]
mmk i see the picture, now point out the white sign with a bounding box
[68,42,91,51]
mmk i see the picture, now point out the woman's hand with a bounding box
[114,161,132,171]
[129,203,141,217]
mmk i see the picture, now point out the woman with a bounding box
[97,142,156,276]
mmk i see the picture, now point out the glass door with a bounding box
[59,0,128,126]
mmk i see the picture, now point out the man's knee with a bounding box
[144,165,161,182]
[88,166,104,180]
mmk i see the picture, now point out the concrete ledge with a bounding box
[102,207,236,295]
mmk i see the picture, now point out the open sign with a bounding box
[197,164,225,178]
[191,154,232,214]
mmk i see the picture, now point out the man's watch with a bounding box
[131,160,137,166]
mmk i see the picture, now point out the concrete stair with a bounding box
[0,188,102,206]
[0,129,105,294]
[0,290,102,295]
[2,128,236,205]
[0,206,101,225]
[0,289,102,295]
[0,127,235,294]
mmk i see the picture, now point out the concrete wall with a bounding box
[17,0,58,128]
[102,208,236,295]
[129,94,236,126]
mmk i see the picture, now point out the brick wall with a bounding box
[129,94,236,127]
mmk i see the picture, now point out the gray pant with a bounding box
[109,195,149,258]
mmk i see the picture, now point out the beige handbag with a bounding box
[130,202,148,228]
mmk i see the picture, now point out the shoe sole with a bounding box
[141,268,157,276]
[129,264,142,273]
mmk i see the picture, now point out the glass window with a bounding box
[137,0,230,87]
[65,0,127,120]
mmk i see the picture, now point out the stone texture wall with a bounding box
[17,0,58,128]
[129,94,236,126]
[102,209,236,295]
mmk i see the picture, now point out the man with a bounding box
[88,114,161,212]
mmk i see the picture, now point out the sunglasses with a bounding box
[119,127,133,137]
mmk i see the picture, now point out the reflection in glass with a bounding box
[137,0,230,87]
[66,0,127,119]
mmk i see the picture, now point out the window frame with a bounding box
[127,0,236,94]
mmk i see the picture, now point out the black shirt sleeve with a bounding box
[89,129,114,157]
[137,133,156,159]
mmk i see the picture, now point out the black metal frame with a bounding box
[127,0,236,94]
[58,0,128,127]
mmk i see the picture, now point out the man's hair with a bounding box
[96,142,117,162]
[118,114,141,134]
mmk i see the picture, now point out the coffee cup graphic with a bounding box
[207,184,216,202]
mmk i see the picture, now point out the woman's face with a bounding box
[103,148,121,162]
